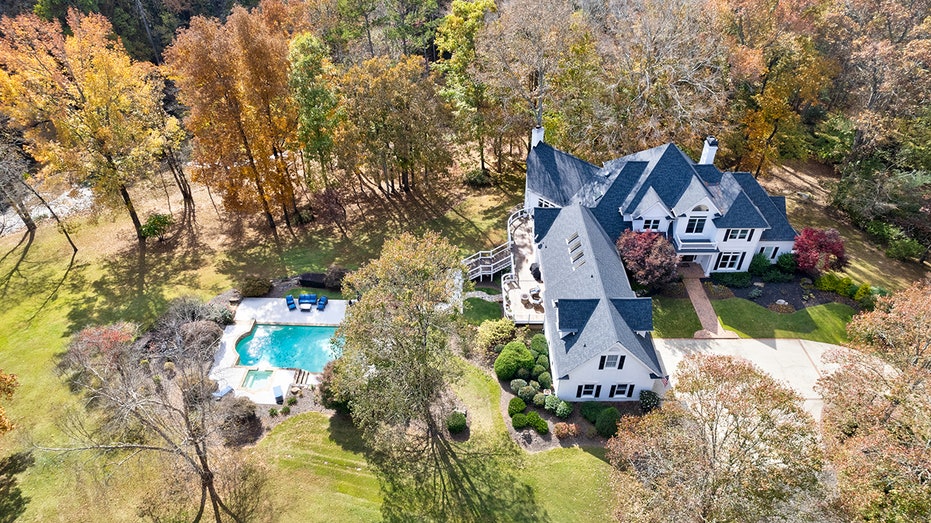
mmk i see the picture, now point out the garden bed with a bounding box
[709,277,859,311]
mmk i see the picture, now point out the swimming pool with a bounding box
[235,324,337,372]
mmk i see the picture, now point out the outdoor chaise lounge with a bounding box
[298,294,316,311]
[316,295,328,311]
[285,295,297,311]
[212,384,233,400]
[273,385,284,405]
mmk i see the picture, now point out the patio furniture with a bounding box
[212,384,233,400]
[298,294,314,311]
[273,385,284,405]
[285,295,297,311]
[316,295,328,311]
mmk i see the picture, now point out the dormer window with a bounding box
[685,217,706,234]
[643,219,661,231]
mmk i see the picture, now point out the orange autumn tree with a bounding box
[818,280,931,520]
[165,1,304,233]
[0,11,178,243]
[0,370,18,435]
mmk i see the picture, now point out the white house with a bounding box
[523,133,797,401]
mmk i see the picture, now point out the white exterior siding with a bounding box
[755,241,795,263]
[551,346,657,402]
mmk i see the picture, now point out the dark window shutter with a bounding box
[771,247,779,259]
[576,385,583,398]
[618,355,626,369]
[759,247,765,253]
[627,385,634,398]
[598,356,606,370]
[738,252,746,270]
[747,230,754,242]
[609,385,617,398]
[594,385,602,398]
[714,252,723,270]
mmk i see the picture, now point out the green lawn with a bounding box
[712,298,855,344]
[252,412,382,522]
[462,297,503,325]
[520,447,615,522]
[651,296,702,338]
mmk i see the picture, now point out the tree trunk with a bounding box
[0,183,36,232]
[21,179,76,253]
[119,183,146,243]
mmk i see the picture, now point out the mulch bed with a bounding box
[724,277,859,311]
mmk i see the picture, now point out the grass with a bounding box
[462,297,503,325]
[251,412,381,522]
[785,196,927,291]
[520,447,615,521]
[453,357,505,435]
[712,298,855,344]
[651,297,702,338]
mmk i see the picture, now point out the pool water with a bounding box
[236,324,337,372]
[242,370,273,389]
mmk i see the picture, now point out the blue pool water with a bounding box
[236,325,337,372]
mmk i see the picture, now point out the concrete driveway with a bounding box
[654,338,848,420]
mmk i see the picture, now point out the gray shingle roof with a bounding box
[731,173,797,241]
[622,144,712,213]
[535,204,662,377]
[526,143,601,206]
[712,192,770,229]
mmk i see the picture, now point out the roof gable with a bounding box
[712,191,770,229]
[730,172,797,241]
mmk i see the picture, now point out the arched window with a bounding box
[692,204,709,212]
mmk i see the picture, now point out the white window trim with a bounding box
[581,384,596,397]
[642,219,661,231]
[726,229,750,241]
[685,217,706,234]
[718,252,742,270]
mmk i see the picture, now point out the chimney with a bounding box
[699,136,718,164]
[531,126,545,148]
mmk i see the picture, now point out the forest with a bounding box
[0,0,929,258]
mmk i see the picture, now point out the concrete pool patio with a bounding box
[210,297,347,405]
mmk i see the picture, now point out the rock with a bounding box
[290,387,300,395]
[776,299,788,305]
[753,282,765,288]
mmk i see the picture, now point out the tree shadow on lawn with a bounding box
[327,414,548,522]
[64,239,215,334]
[0,451,34,523]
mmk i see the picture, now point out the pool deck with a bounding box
[210,297,347,405]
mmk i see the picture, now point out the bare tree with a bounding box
[55,298,255,523]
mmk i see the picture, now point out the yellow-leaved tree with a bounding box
[0,10,179,243]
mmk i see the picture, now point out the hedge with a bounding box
[446,412,467,434]
[595,407,621,437]
[508,397,527,417]
[580,402,607,424]
[710,271,752,288]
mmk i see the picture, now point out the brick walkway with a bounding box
[682,277,739,339]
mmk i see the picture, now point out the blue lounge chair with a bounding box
[308,293,318,304]
[285,295,296,311]
[316,295,328,311]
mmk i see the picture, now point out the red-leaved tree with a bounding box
[616,230,678,287]
[793,227,847,275]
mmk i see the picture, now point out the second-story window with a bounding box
[643,219,660,231]
[686,217,706,234]
[725,229,750,241]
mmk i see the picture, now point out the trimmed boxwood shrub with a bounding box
[710,271,752,288]
[555,400,573,419]
[581,401,607,423]
[537,372,552,390]
[526,411,548,434]
[509,379,527,393]
[531,365,546,379]
[595,407,621,437]
[494,341,534,380]
[508,397,527,417]
[533,393,546,407]
[518,385,536,403]
[511,413,529,430]
[447,411,467,434]
[748,252,770,276]
[530,334,548,354]
[544,394,560,412]
[640,390,660,412]
[536,355,549,368]
[528,380,540,392]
